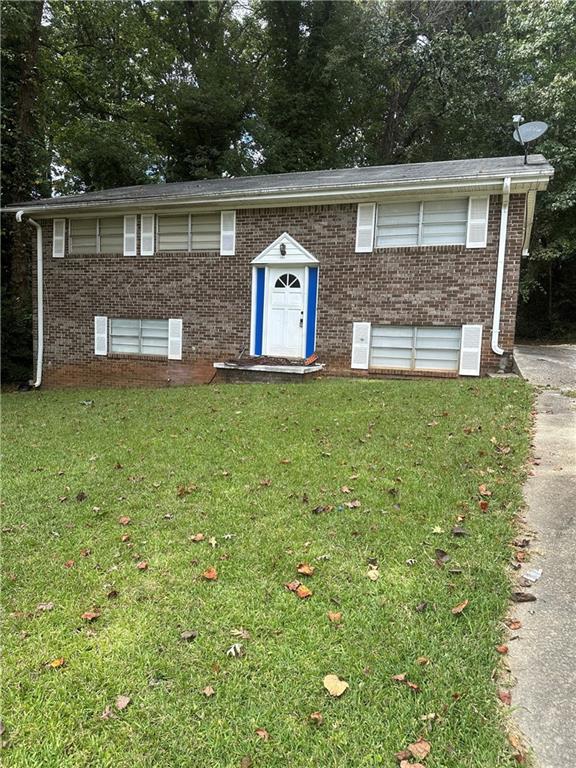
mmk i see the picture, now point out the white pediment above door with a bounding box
[251,232,319,265]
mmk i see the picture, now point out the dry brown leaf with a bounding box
[280,458,291,464]
[296,563,315,576]
[400,762,425,768]
[136,561,148,571]
[36,602,54,612]
[451,599,469,614]
[64,560,75,569]
[367,567,380,581]
[478,484,492,497]
[48,657,65,669]
[498,689,512,705]
[496,644,509,654]
[190,533,205,542]
[259,478,271,487]
[344,499,361,509]
[240,758,252,768]
[202,567,218,581]
[100,705,115,720]
[327,611,342,623]
[81,611,100,621]
[202,685,215,697]
[121,534,130,543]
[416,656,430,666]
[340,485,352,494]
[296,585,312,599]
[284,580,301,592]
[506,619,522,630]
[118,516,131,526]
[255,728,270,741]
[323,674,349,697]
[479,499,489,512]
[115,695,131,710]
[309,711,323,726]
[408,739,431,760]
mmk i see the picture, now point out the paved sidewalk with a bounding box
[509,346,576,766]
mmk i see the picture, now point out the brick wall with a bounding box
[31,193,526,387]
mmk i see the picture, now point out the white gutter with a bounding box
[491,177,511,356]
[16,210,43,387]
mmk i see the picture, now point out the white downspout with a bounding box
[491,176,511,356]
[16,210,43,387]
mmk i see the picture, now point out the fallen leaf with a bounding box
[451,526,468,537]
[344,500,361,509]
[367,565,380,581]
[180,630,198,642]
[323,674,349,697]
[100,705,115,720]
[121,534,130,543]
[255,728,270,741]
[48,657,65,668]
[408,739,431,760]
[498,690,512,705]
[309,711,323,726]
[506,619,522,630]
[259,478,271,487]
[208,537,217,548]
[400,762,425,768]
[202,567,218,581]
[81,611,100,621]
[240,758,252,768]
[340,485,352,494]
[297,563,315,576]
[478,484,492,497]
[201,685,215,697]
[395,750,411,761]
[36,602,54,612]
[280,458,291,464]
[226,643,244,658]
[284,580,301,592]
[327,611,342,623]
[115,695,131,710]
[190,533,205,542]
[435,549,450,566]
[479,500,489,512]
[64,559,75,568]
[106,589,118,599]
[80,547,92,557]
[416,656,430,665]
[136,561,148,571]
[392,674,420,692]
[296,585,312,599]
[415,601,428,612]
[177,483,198,496]
[511,592,536,603]
[451,599,469,614]
[230,627,251,640]
[76,491,87,502]
[496,644,509,654]
[118,516,131,526]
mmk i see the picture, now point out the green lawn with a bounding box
[1,379,531,768]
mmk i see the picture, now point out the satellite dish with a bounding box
[512,118,549,164]
[513,120,549,144]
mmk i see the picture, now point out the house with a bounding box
[8,154,553,388]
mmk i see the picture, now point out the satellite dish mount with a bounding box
[512,115,549,165]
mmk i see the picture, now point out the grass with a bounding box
[1,378,532,768]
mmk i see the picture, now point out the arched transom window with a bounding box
[274,273,301,289]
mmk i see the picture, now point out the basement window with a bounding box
[370,325,462,371]
[109,319,169,357]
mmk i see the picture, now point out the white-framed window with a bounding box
[156,213,220,252]
[375,198,469,248]
[370,325,462,371]
[109,319,170,356]
[94,316,182,359]
[68,216,129,254]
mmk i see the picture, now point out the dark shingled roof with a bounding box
[7,154,553,211]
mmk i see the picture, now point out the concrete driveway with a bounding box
[508,345,576,766]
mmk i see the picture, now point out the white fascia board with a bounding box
[7,171,553,217]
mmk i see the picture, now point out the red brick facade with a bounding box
[31,193,526,388]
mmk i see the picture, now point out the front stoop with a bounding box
[213,360,324,384]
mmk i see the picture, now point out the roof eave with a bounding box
[4,167,554,216]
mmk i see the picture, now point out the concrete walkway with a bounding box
[508,346,576,766]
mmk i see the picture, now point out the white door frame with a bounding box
[262,266,307,358]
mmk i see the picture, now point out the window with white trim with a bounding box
[109,319,170,357]
[68,217,125,254]
[370,325,462,371]
[375,198,469,248]
[156,213,220,252]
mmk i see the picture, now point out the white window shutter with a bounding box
[355,203,375,253]
[466,197,489,248]
[351,322,371,369]
[168,318,183,360]
[220,210,236,255]
[123,215,137,256]
[52,219,65,258]
[94,316,108,356]
[140,214,155,256]
[459,324,483,376]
